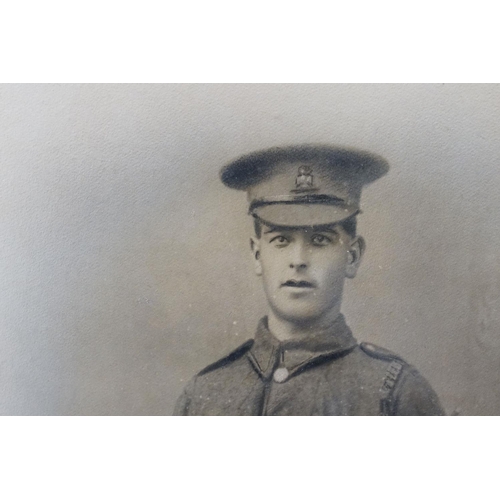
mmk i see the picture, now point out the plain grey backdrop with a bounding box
[1,83,499,415]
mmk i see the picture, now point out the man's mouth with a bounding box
[281,280,315,288]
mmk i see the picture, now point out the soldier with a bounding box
[174,144,444,416]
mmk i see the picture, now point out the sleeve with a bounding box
[393,367,445,416]
[172,377,196,416]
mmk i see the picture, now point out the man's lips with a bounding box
[281,280,315,288]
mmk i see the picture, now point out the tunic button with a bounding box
[273,367,289,383]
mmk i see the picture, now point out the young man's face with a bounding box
[251,223,364,325]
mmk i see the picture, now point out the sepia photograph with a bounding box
[1,83,499,415]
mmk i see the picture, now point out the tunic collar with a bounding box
[247,314,357,379]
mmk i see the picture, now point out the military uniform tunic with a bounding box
[174,315,444,416]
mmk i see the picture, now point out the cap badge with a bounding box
[292,165,318,193]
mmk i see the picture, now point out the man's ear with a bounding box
[345,236,365,279]
[250,237,262,276]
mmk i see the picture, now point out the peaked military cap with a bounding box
[220,144,389,227]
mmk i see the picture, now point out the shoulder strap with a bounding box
[360,342,406,416]
[379,359,405,416]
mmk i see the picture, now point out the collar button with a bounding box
[273,367,289,383]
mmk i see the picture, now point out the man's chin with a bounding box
[273,306,325,324]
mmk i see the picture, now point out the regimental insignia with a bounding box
[292,165,318,193]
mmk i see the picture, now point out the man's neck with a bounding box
[267,305,342,342]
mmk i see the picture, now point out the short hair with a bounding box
[253,215,357,239]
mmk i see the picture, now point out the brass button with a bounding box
[273,367,289,383]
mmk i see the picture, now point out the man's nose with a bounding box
[288,241,309,270]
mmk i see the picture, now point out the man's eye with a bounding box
[311,234,332,245]
[270,235,289,245]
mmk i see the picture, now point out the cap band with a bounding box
[249,194,346,215]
